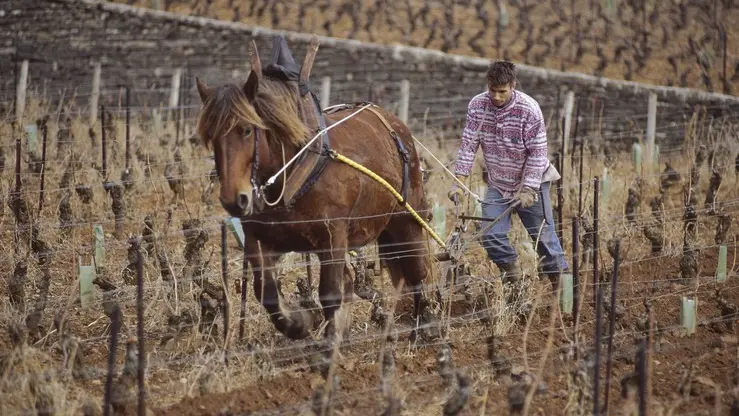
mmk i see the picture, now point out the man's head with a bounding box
[486,60,517,107]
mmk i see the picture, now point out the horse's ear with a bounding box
[195,77,213,102]
[247,39,262,77]
[244,39,262,101]
[243,70,259,101]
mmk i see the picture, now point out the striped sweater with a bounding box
[453,89,550,198]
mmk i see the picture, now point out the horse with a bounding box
[193,37,439,344]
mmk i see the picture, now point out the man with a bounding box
[448,60,568,290]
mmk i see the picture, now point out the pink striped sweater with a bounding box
[453,89,550,198]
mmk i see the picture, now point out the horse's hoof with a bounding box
[409,314,442,346]
[322,319,349,343]
[272,310,314,340]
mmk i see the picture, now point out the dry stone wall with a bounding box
[2,0,739,151]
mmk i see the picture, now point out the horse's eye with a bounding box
[243,128,252,137]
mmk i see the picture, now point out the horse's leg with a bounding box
[342,260,356,303]
[316,224,350,344]
[378,222,440,344]
[246,234,314,340]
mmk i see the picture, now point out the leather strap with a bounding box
[364,106,410,204]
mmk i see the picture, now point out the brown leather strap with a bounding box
[364,105,410,202]
[365,106,397,135]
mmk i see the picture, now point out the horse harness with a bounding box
[248,37,410,210]
[323,103,412,204]
[253,101,411,210]
[241,35,445,249]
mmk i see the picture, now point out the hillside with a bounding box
[116,0,739,95]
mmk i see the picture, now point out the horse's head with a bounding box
[195,40,310,217]
[195,77,267,217]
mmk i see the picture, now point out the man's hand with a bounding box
[513,186,538,208]
[447,175,467,205]
[448,188,463,205]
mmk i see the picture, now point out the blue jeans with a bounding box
[480,182,569,275]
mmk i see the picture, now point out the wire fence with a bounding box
[2,14,739,413]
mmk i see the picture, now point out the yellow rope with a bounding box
[329,150,447,248]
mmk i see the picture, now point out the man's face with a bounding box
[488,82,514,107]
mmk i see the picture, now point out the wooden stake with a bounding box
[221,221,230,363]
[15,60,28,125]
[603,240,620,414]
[556,153,564,244]
[577,136,584,216]
[645,93,657,176]
[305,253,313,288]
[594,286,603,415]
[103,304,122,416]
[90,63,101,126]
[125,86,131,171]
[572,217,580,330]
[101,105,107,181]
[563,92,575,157]
[14,129,21,197]
[239,218,248,343]
[593,176,600,304]
[169,68,182,129]
[136,249,146,416]
[570,99,581,171]
[38,120,48,213]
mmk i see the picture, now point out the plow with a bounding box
[431,200,522,303]
[340,194,524,326]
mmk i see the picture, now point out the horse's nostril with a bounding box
[237,192,250,211]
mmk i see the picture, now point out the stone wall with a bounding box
[2,0,739,151]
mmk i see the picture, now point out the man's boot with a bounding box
[497,261,523,306]
[540,268,561,292]
[498,261,522,285]
[539,268,565,318]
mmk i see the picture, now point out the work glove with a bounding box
[447,175,467,205]
[513,186,538,208]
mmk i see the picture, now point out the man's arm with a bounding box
[521,105,549,190]
[453,100,483,178]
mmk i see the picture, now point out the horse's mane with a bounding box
[196,76,309,151]
[250,76,310,148]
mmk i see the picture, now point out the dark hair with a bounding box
[486,60,516,87]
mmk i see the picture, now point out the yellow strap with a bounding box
[329,151,447,248]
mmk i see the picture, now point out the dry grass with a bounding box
[0,87,737,415]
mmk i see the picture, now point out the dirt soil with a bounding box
[158,244,739,415]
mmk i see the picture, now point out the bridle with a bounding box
[249,126,263,205]
[249,125,289,211]
[211,124,267,214]
[246,124,287,212]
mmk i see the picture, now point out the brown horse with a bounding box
[194,38,438,343]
